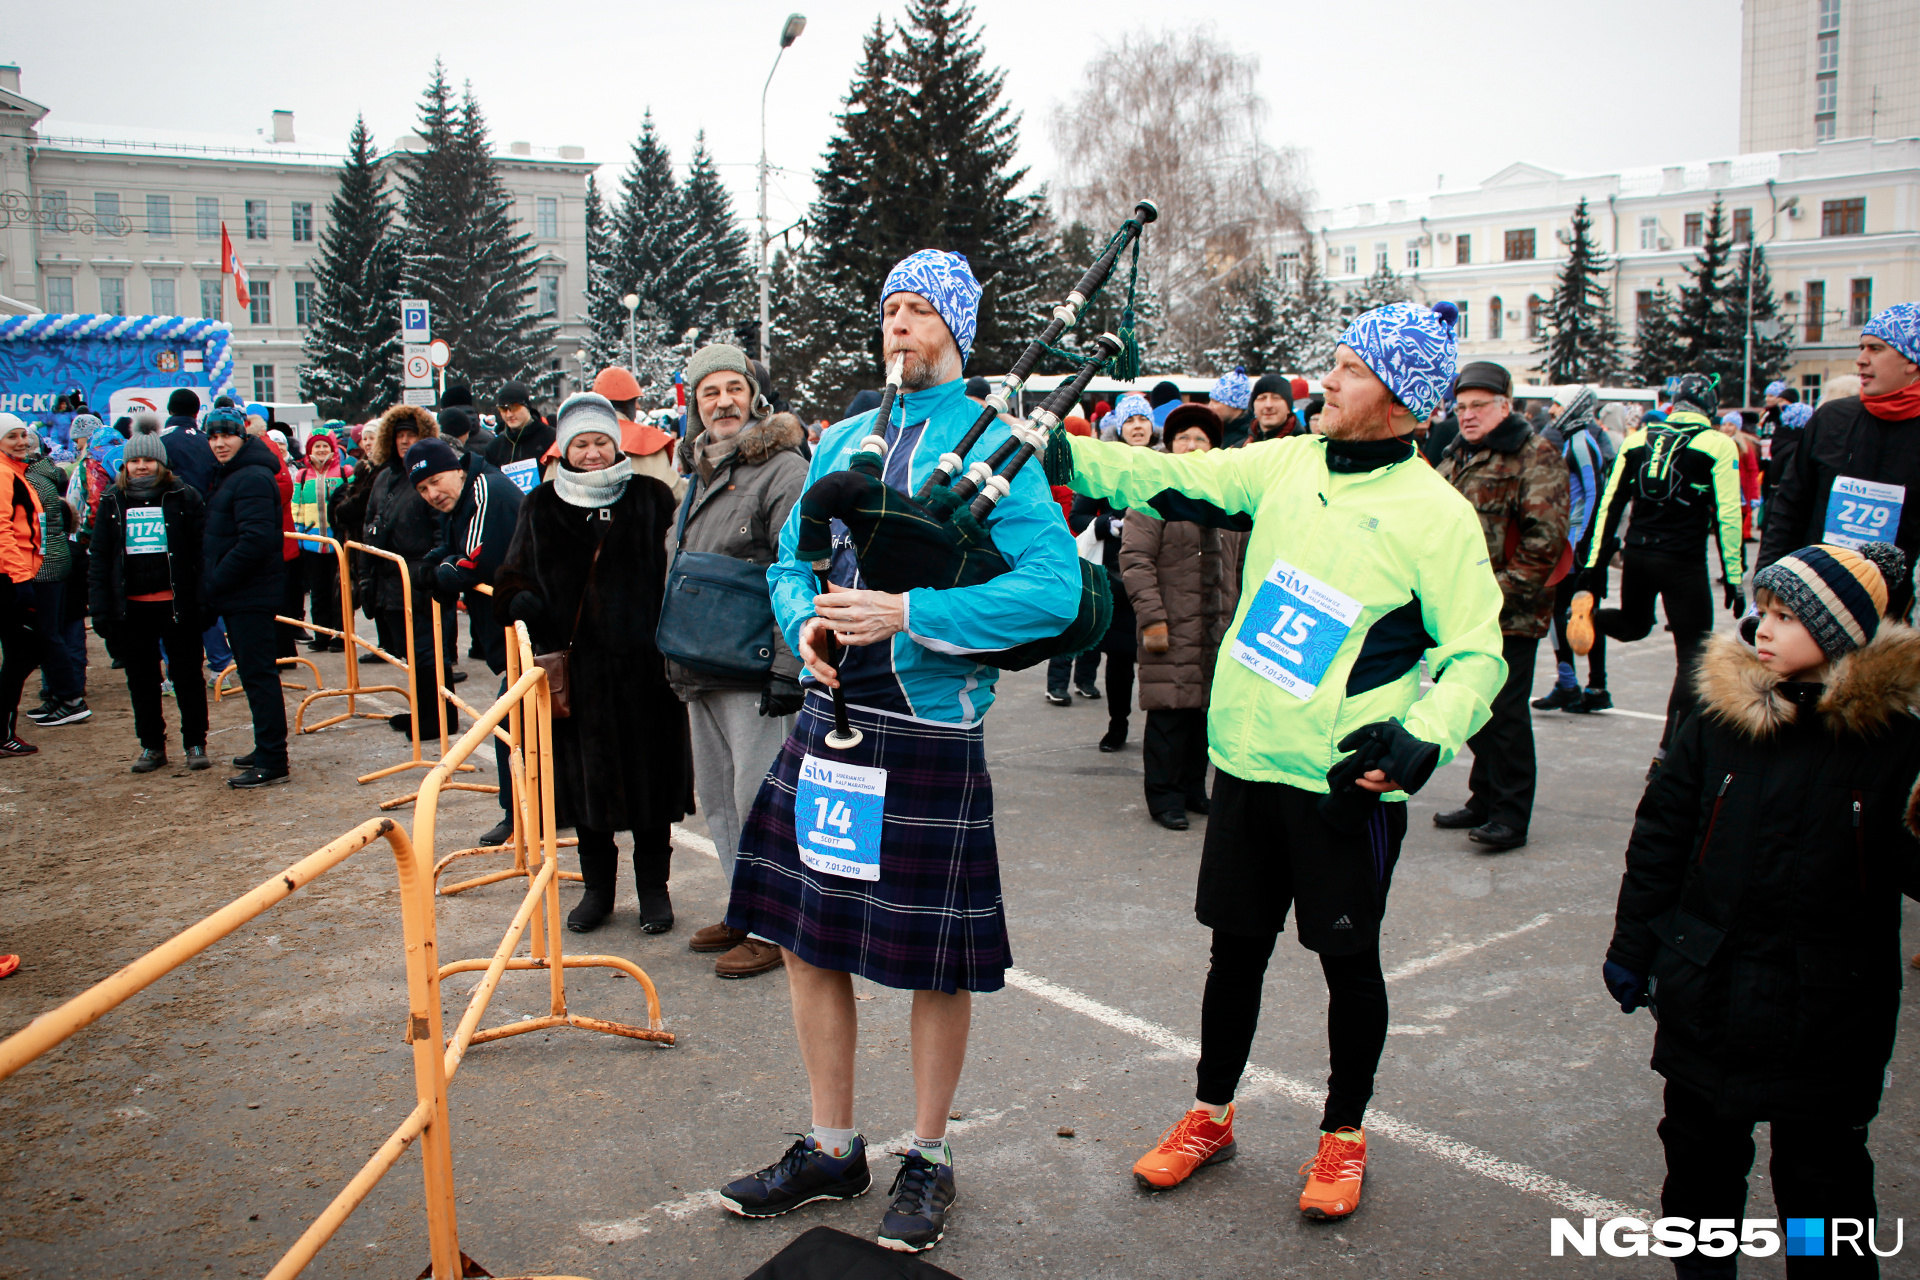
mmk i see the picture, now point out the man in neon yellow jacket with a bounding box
[1067,302,1505,1222]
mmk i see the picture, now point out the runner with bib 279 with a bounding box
[1064,301,1506,1222]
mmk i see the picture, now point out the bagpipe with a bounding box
[795,201,1158,749]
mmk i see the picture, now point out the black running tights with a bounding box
[1195,930,1388,1132]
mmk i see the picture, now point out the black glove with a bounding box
[1577,564,1610,602]
[759,675,807,718]
[1603,959,1648,1014]
[432,560,475,605]
[1724,582,1745,616]
[1318,719,1440,833]
[505,591,545,625]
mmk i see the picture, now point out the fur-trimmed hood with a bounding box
[364,404,439,468]
[1696,624,1920,740]
[675,410,807,475]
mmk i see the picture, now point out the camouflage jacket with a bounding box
[1436,414,1571,638]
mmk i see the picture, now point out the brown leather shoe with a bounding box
[689,922,748,954]
[714,938,785,979]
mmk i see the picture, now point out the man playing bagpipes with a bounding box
[1068,302,1507,1220]
[718,250,1082,1252]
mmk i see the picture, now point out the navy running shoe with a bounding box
[876,1149,956,1252]
[719,1135,871,1218]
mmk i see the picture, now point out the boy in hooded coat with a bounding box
[1608,540,1920,1275]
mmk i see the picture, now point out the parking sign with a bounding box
[401,299,431,343]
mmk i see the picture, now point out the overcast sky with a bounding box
[10,0,1741,235]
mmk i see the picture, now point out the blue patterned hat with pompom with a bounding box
[1336,301,1460,421]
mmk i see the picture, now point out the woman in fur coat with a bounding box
[495,393,692,934]
[1608,541,1920,1275]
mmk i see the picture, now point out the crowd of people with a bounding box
[4,257,1920,1273]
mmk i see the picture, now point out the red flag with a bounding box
[220,222,251,308]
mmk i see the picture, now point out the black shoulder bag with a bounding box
[655,473,778,680]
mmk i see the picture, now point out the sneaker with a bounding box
[876,1149,956,1253]
[1132,1104,1236,1190]
[22,700,61,724]
[231,751,257,769]
[1577,688,1613,714]
[228,766,291,789]
[0,736,39,758]
[1566,591,1596,656]
[720,1135,872,1218]
[1045,691,1071,707]
[1298,1127,1367,1219]
[1075,682,1101,700]
[1530,685,1581,712]
[130,748,167,774]
[160,680,174,699]
[35,700,91,727]
[184,747,210,771]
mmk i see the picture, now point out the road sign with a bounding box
[403,343,433,388]
[400,299,431,344]
[427,339,451,369]
[402,387,436,407]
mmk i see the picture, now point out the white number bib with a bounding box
[1230,557,1364,701]
[501,458,541,494]
[1824,476,1904,549]
[125,506,169,555]
[794,754,888,882]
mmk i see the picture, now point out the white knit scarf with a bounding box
[553,456,631,509]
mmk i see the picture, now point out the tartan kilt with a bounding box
[726,691,1011,994]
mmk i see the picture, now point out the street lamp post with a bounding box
[758,13,808,365]
[1743,198,1798,405]
[622,292,639,374]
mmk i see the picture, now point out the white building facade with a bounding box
[1297,135,1920,399]
[0,64,594,408]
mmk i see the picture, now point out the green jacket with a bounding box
[1069,432,1508,793]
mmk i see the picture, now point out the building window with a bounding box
[1815,73,1838,140]
[537,273,560,317]
[1850,278,1873,326]
[146,194,172,238]
[536,196,558,239]
[1487,296,1504,341]
[1342,245,1357,275]
[1636,290,1655,329]
[99,277,126,315]
[1731,208,1752,244]
[290,201,314,242]
[1818,0,1839,33]
[1802,373,1823,404]
[249,280,272,325]
[294,280,316,325]
[1503,229,1535,261]
[94,192,123,236]
[1527,294,1546,340]
[1373,241,1389,272]
[1454,301,1469,341]
[1821,198,1865,236]
[151,277,175,315]
[252,364,276,402]
[40,190,70,233]
[1805,280,1825,342]
[1817,115,1837,143]
[1405,243,1421,270]
[45,276,74,313]
[1274,252,1298,283]
[1638,217,1659,250]
[1817,32,1839,73]
[245,199,268,241]
[1455,233,1470,265]
[1683,213,1704,247]
[199,278,223,321]
[196,197,219,239]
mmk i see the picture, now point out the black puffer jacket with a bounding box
[1609,628,1920,1122]
[89,478,206,627]
[202,435,286,614]
[1758,395,1920,618]
[161,418,219,498]
[357,404,442,615]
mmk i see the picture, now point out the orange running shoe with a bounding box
[1566,591,1596,656]
[1298,1126,1367,1219]
[1132,1104,1236,1190]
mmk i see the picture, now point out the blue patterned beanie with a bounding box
[1337,301,1459,421]
[1210,367,1250,411]
[881,250,982,366]
[1862,303,1920,365]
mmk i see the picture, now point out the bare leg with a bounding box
[783,948,858,1128]
[910,988,973,1141]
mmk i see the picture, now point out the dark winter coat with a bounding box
[1758,395,1920,618]
[201,434,286,616]
[25,458,71,583]
[161,417,218,497]
[484,417,557,469]
[358,405,442,616]
[1120,508,1244,710]
[1068,493,1136,659]
[1435,415,1570,638]
[666,412,810,700]
[1609,629,1920,1122]
[433,452,522,589]
[89,478,206,627]
[494,474,692,835]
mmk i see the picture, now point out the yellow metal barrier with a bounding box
[282,531,412,733]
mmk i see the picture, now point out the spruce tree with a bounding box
[1727,240,1793,404]
[682,132,754,340]
[397,64,553,396]
[1674,200,1739,400]
[300,115,402,419]
[609,112,700,343]
[1342,263,1410,316]
[1632,279,1686,386]
[581,173,628,372]
[1537,197,1624,384]
[1271,249,1342,377]
[1204,259,1282,375]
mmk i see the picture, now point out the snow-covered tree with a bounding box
[1537,197,1625,384]
[1632,279,1685,387]
[682,132,754,341]
[1271,250,1341,378]
[1342,263,1411,317]
[1674,199,1739,401]
[1204,258,1282,375]
[301,115,402,419]
[1729,241,1793,405]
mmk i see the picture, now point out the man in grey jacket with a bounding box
[672,343,811,978]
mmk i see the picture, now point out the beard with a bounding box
[1316,396,1397,441]
[889,341,949,392]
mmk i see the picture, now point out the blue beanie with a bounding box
[1337,301,1460,421]
[1114,392,1154,423]
[1210,368,1251,411]
[1862,303,1920,365]
[203,407,247,435]
[881,250,982,366]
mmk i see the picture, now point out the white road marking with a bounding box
[673,825,719,860]
[1386,1025,1444,1036]
[1593,707,1666,722]
[1002,966,1646,1221]
[1383,912,1557,983]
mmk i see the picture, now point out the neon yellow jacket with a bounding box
[1069,433,1508,793]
